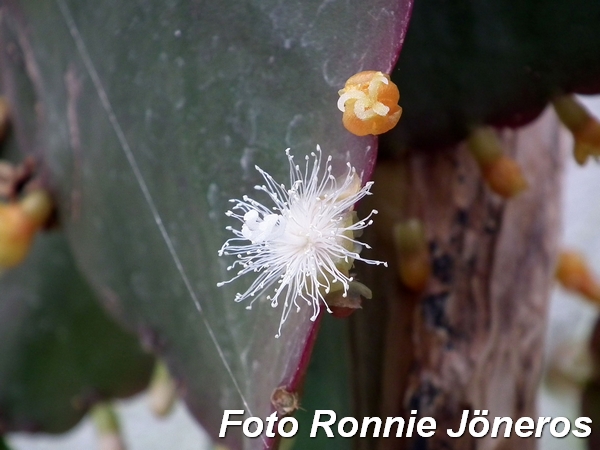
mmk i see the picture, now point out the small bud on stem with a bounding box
[148,360,177,417]
[0,189,54,269]
[553,95,600,165]
[90,403,126,450]
[467,127,528,198]
[393,219,431,292]
[556,250,600,303]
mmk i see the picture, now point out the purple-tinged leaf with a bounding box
[0,0,412,447]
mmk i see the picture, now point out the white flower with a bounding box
[217,146,386,337]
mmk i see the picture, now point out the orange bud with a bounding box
[0,190,54,269]
[337,71,402,136]
[393,220,431,292]
[480,156,528,198]
[556,250,600,303]
[0,203,37,268]
[467,127,528,198]
[398,252,431,292]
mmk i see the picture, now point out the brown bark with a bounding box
[358,109,564,450]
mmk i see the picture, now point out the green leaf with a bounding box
[0,231,154,433]
[386,0,600,152]
[1,0,411,447]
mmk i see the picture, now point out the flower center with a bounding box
[337,72,391,120]
[241,210,285,243]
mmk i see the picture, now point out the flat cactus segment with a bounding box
[0,0,412,447]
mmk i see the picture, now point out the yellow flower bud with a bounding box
[467,127,528,198]
[337,71,402,136]
[0,203,37,268]
[393,219,431,292]
[556,250,600,303]
[0,189,54,269]
[553,95,600,165]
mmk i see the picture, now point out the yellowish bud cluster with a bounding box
[553,95,600,165]
[0,190,53,269]
[467,127,528,198]
[556,250,600,303]
[337,71,402,136]
[393,219,431,292]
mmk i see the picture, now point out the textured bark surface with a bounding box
[357,109,564,450]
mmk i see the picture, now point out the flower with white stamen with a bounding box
[217,146,386,337]
[337,71,391,120]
